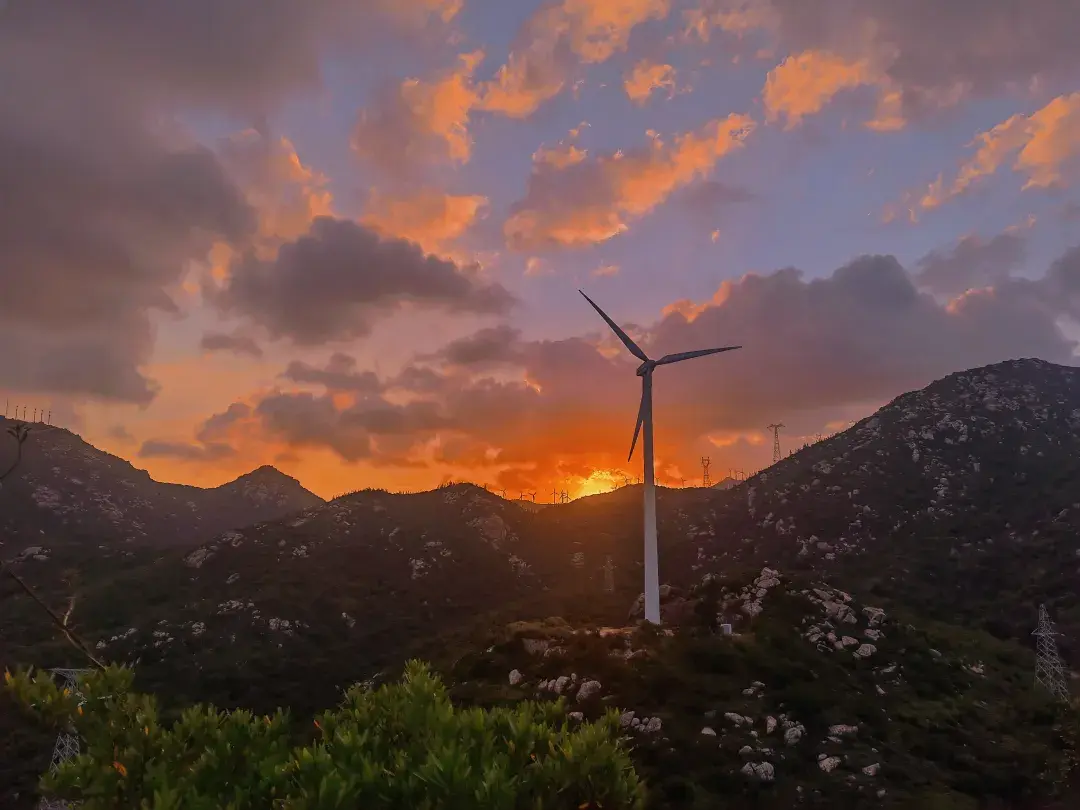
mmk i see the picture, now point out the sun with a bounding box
[576,470,617,498]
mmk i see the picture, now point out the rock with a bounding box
[701,727,716,736]
[576,680,602,702]
[784,726,803,745]
[741,761,775,781]
[766,716,777,734]
[739,745,754,755]
[553,675,571,694]
[522,638,550,655]
[643,716,662,734]
[819,756,841,773]
[863,763,880,776]
[619,711,636,729]
[828,724,858,736]
[862,606,886,625]
[854,643,877,658]
[567,711,584,722]
[508,669,523,686]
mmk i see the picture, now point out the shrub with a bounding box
[5,661,645,810]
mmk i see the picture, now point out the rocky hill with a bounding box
[5,359,1080,807]
[0,420,324,563]
[525,359,1080,663]
[448,567,1077,809]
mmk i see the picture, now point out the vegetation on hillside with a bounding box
[5,661,644,810]
[446,572,1079,810]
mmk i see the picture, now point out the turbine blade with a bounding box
[628,388,646,462]
[656,345,741,365]
[579,290,649,362]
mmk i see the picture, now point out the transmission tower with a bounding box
[38,667,93,810]
[766,423,784,464]
[701,456,711,487]
[1033,604,1070,703]
[602,555,615,593]
[560,490,569,504]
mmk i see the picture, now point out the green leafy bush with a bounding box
[5,661,645,810]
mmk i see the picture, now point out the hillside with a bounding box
[5,359,1080,807]
[0,420,323,561]
[525,359,1080,662]
[448,567,1077,809]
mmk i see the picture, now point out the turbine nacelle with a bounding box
[635,360,655,377]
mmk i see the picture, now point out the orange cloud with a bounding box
[593,263,620,277]
[219,130,334,246]
[479,0,672,118]
[363,188,488,255]
[353,50,485,175]
[918,93,1080,211]
[505,113,756,249]
[763,50,875,128]
[624,60,677,104]
[682,0,778,42]
[186,130,333,293]
[533,142,590,169]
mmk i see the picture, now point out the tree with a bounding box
[5,660,646,810]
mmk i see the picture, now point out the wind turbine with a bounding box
[580,290,741,624]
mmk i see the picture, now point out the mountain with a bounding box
[5,359,1080,808]
[526,358,1080,664]
[0,420,324,563]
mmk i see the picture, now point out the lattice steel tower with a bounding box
[766,423,784,464]
[602,555,615,594]
[1033,604,1069,703]
[38,668,92,810]
[701,456,711,488]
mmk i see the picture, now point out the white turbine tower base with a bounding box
[580,290,741,624]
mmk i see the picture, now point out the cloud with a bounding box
[478,0,672,118]
[280,354,383,394]
[208,216,517,346]
[624,60,677,104]
[190,233,1080,492]
[913,225,1031,298]
[763,50,876,128]
[217,130,334,247]
[362,188,488,254]
[918,93,1080,211]
[352,50,485,177]
[139,439,237,462]
[200,332,264,359]
[693,0,1080,125]
[505,114,756,249]
[0,0,459,404]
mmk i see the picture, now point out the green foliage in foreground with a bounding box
[5,661,645,810]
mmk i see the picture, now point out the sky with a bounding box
[2,0,1080,500]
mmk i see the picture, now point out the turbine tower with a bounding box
[767,423,784,464]
[580,290,740,624]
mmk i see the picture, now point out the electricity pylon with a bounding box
[38,668,93,810]
[1033,604,1069,703]
[767,423,784,464]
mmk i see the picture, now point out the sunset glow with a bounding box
[2,1,1079,500]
